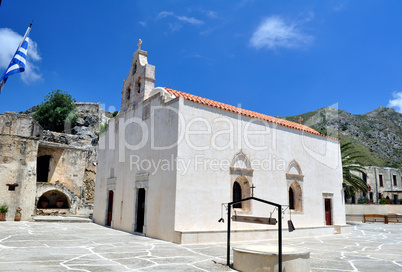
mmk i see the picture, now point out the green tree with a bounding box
[33,90,78,132]
[341,142,370,199]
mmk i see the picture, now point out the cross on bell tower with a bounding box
[137,39,142,50]
[120,39,156,111]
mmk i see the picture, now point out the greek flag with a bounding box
[0,24,32,93]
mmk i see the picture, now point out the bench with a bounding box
[363,214,402,224]
[363,214,387,224]
[387,214,402,224]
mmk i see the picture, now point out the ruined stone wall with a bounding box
[0,106,104,219]
[74,103,101,135]
[0,134,39,221]
[40,131,97,202]
[84,147,97,202]
[0,112,42,138]
[37,143,87,197]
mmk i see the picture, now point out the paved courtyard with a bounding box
[0,221,401,271]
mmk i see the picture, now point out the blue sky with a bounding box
[1,0,402,116]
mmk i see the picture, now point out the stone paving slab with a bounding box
[0,221,401,271]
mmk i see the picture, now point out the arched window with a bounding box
[233,182,242,208]
[289,187,295,210]
[289,181,303,212]
[231,153,253,211]
[286,160,303,212]
[132,60,137,76]
[136,76,141,93]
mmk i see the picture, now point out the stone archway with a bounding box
[37,190,70,209]
[36,182,80,216]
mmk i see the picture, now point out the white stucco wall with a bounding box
[94,91,345,243]
[346,204,402,215]
[93,94,179,242]
[173,98,345,235]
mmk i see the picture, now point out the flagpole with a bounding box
[18,22,32,49]
[11,22,32,58]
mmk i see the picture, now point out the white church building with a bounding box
[93,45,348,243]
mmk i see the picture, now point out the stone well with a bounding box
[233,245,310,272]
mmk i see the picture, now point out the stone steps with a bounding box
[32,215,92,223]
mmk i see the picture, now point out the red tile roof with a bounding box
[164,88,338,140]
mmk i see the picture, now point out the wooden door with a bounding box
[107,190,114,226]
[325,198,332,225]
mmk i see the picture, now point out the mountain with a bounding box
[282,106,402,168]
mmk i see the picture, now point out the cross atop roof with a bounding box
[137,39,142,50]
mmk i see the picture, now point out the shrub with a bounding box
[33,90,78,132]
[358,199,369,204]
[379,198,391,204]
[0,205,9,213]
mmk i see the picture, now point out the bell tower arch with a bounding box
[121,39,155,111]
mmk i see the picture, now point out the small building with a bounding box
[355,166,402,204]
[0,103,104,221]
[93,46,347,243]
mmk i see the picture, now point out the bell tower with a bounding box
[121,39,155,111]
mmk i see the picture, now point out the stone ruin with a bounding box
[0,103,110,220]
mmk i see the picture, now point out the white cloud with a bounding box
[249,16,313,50]
[156,11,203,32]
[177,16,203,25]
[388,91,402,113]
[205,10,218,19]
[0,28,42,84]
[198,9,218,19]
[168,23,182,33]
[157,11,174,20]
[333,3,347,12]
[139,21,147,27]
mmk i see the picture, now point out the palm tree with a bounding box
[341,142,370,199]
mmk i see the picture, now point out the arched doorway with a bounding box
[37,190,70,209]
[288,181,302,212]
[232,176,251,211]
[107,190,114,226]
[233,182,242,208]
[289,187,295,210]
[230,152,253,212]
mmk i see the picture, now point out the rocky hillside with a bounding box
[282,106,402,168]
